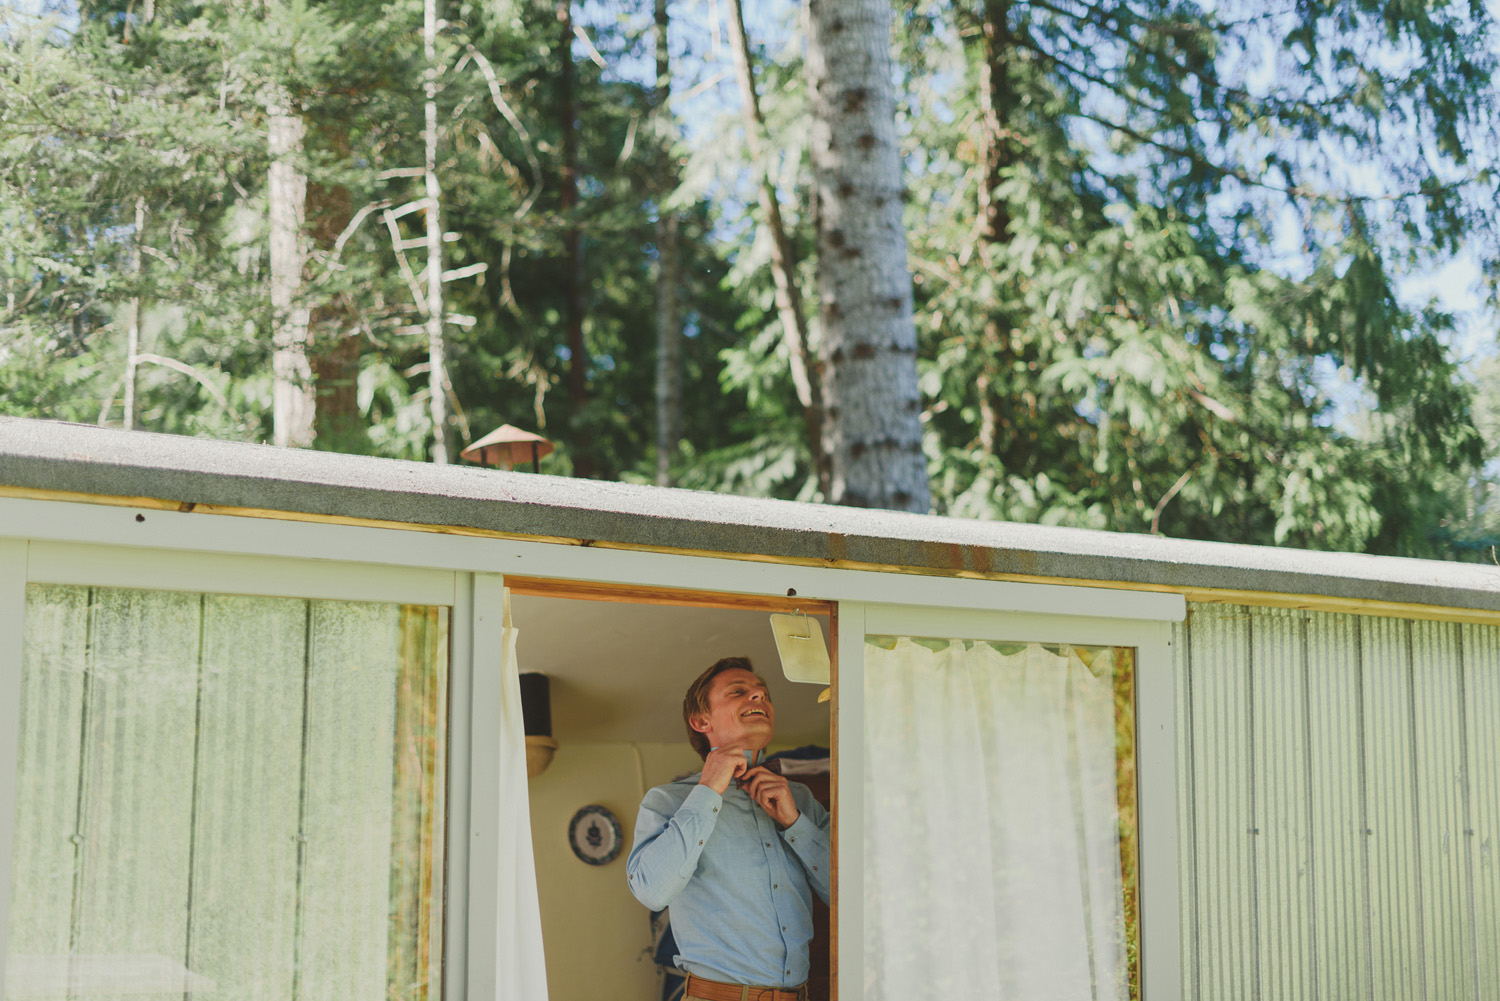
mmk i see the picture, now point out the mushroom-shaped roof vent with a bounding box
[460,424,555,471]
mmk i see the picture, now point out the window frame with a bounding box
[0,538,465,999]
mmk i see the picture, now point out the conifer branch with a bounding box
[459,45,543,218]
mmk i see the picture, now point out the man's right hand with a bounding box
[699,746,749,794]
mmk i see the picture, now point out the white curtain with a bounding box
[495,587,550,1000]
[864,639,1127,1001]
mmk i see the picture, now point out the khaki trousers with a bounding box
[683,987,807,1001]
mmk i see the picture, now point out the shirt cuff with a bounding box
[779,811,816,845]
[682,782,723,818]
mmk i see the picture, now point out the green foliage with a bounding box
[891,0,1496,555]
[2,0,1498,558]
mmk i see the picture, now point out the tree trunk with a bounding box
[653,212,681,485]
[305,136,364,452]
[268,87,315,448]
[727,0,829,497]
[558,0,593,477]
[974,0,1018,466]
[122,196,145,430]
[653,0,682,486]
[805,0,929,512]
[121,0,153,430]
[424,0,450,464]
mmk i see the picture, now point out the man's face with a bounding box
[692,667,775,751]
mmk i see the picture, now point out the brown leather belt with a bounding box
[683,973,807,1001]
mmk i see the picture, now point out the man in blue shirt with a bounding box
[627,657,831,1001]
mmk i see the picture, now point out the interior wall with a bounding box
[528,740,704,1001]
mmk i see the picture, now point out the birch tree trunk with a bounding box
[424,0,450,463]
[728,0,829,496]
[805,0,929,512]
[653,0,682,486]
[121,0,153,430]
[267,87,315,448]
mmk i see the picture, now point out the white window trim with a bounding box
[837,600,1181,1001]
[0,538,27,979]
[2,499,1189,1001]
[0,496,1184,621]
[25,539,457,606]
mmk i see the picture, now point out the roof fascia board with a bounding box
[4,418,1500,615]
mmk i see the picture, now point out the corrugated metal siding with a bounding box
[1304,612,1370,1000]
[1463,623,1500,992]
[1181,604,1257,998]
[1250,608,1314,1000]
[1410,621,1474,1000]
[1177,604,1500,999]
[1361,615,1423,999]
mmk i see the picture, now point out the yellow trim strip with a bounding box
[4,484,1500,626]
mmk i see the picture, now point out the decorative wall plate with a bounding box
[568,804,623,866]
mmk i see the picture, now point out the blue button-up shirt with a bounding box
[626,774,831,987]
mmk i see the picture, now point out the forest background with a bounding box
[3,0,1500,558]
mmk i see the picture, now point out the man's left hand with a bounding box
[742,767,800,828]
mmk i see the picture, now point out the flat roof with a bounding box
[3,416,1500,614]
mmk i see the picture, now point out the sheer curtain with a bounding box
[493,587,549,1000]
[7,585,449,1001]
[864,639,1128,1001]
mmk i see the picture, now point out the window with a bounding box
[860,638,1138,999]
[7,584,448,1000]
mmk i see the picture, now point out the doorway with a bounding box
[507,579,835,1001]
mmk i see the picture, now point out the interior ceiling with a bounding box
[512,594,832,748]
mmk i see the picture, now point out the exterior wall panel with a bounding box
[1462,623,1500,994]
[1183,604,1257,999]
[1304,612,1371,1001]
[1360,615,1425,999]
[1409,620,1476,1001]
[1250,607,1315,999]
[1177,604,1500,999]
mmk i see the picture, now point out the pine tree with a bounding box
[900,0,1495,552]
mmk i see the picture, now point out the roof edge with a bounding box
[4,417,1500,615]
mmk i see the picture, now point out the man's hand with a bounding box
[742,767,800,828]
[699,746,750,794]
